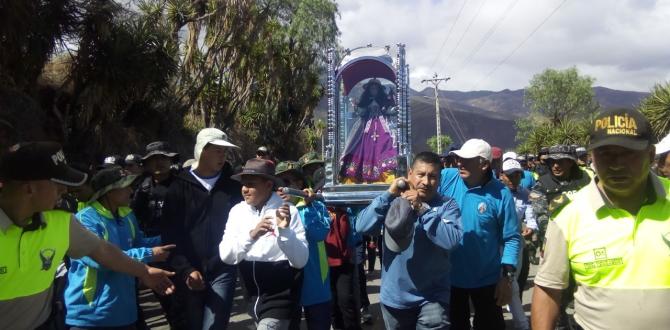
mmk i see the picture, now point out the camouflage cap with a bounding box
[275,161,303,176]
[547,144,576,161]
[299,151,324,167]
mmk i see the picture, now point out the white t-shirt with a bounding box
[190,169,221,191]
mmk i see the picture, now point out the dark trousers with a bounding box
[289,301,332,330]
[357,263,370,308]
[450,285,505,330]
[517,247,530,300]
[182,269,237,330]
[330,263,361,330]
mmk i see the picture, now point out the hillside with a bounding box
[410,86,648,151]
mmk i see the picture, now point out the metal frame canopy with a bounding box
[322,44,412,206]
[336,47,396,95]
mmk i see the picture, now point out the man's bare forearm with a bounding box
[89,240,148,278]
[531,285,562,330]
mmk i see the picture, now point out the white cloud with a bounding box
[335,0,670,92]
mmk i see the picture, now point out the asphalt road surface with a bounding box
[142,263,540,329]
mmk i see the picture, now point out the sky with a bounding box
[336,0,670,92]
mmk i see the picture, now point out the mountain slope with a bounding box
[315,86,649,153]
[410,86,649,151]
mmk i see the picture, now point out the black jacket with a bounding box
[535,168,591,202]
[131,174,174,237]
[161,164,242,280]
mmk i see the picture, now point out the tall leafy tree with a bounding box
[524,67,598,125]
[517,67,598,153]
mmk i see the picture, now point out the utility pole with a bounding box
[421,73,451,155]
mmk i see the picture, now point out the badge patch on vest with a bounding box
[584,247,623,270]
[39,248,56,270]
[0,266,7,274]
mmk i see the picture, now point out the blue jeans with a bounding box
[183,267,237,330]
[381,301,450,330]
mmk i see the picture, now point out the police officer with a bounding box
[0,142,174,330]
[130,141,183,328]
[530,144,591,329]
[532,108,670,330]
[131,141,179,237]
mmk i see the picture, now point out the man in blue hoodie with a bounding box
[439,139,521,330]
[356,152,463,329]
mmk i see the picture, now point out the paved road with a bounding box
[143,263,539,329]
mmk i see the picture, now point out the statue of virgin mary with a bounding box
[339,78,398,183]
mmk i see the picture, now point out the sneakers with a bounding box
[361,306,372,324]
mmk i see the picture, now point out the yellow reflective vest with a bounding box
[0,210,70,300]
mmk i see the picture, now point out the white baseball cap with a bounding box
[450,139,492,161]
[656,133,670,155]
[502,159,523,174]
[502,151,518,161]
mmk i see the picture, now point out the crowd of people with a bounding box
[1,107,670,330]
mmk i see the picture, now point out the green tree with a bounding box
[303,119,327,152]
[0,0,339,159]
[427,135,453,154]
[139,0,339,157]
[639,81,670,139]
[524,67,598,126]
[516,67,598,153]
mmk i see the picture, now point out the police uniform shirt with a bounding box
[0,209,102,330]
[535,173,670,330]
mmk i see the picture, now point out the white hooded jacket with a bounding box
[219,193,308,268]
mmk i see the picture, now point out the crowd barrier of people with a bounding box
[1,107,670,330]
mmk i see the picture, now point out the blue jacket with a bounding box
[520,170,536,191]
[65,202,161,327]
[296,200,332,306]
[439,168,521,288]
[356,192,463,309]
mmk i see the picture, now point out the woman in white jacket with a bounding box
[219,158,308,330]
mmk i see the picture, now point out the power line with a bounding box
[453,0,521,77]
[470,0,569,90]
[421,75,466,151]
[429,0,469,71]
[441,0,490,73]
[445,100,468,143]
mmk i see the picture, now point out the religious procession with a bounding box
[2,1,670,330]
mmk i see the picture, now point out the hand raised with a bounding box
[276,204,291,229]
[388,178,408,197]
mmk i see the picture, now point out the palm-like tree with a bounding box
[639,81,670,139]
